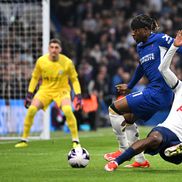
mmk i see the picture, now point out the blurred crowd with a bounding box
[0,0,182,130]
[0,1,42,99]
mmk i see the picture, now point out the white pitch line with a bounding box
[0,132,113,144]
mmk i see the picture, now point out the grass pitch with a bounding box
[0,127,181,182]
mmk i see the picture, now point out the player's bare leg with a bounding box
[105,131,162,171]
[104,97,150,167]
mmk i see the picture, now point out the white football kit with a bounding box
[158,44,182,141]
[158,81,182,141]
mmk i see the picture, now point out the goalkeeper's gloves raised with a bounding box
[74,94,83,111]
[24,92,33,109]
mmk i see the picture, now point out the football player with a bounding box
[104,14,182,168]
[15,39,82,148]
[105,30,182,171]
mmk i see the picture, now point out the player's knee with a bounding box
[62,105,73,116]
[27,105,38,117]
[151,135,161,144]
[109,103,123,115]
[148,134,162,149]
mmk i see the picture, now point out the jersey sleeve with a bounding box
[68,61,81,94]
[127,64,144,89]
[28,59,41,93]
[158,44,179,89]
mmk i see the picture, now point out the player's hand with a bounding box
[24,92,33,109]
[74,94,83,111]
[174,30,182,47]
[115,83,130,95]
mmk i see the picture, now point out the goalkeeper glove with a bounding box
[24,92,33,109]
[74,94,82,111]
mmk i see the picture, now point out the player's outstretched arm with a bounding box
[158,30,182,89]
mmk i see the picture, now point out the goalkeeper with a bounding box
[15,39,82,148]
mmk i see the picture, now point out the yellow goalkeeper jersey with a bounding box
[28,54,81,94]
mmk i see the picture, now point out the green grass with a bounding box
[0,127,182,182]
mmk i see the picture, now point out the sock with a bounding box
[62,105,79,142]
[109,112,129,151]
[115,147,136,165]
[22,105,38,139]
[126,123,146,163]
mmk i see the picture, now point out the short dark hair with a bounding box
[49,38,61,46]
[131,14,159,31]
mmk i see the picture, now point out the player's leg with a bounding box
[104,92,151,167]
[60,98,80,148]
[15,98,43,147]
[104,97,133,161]
[15,91,50,148]
[125,123,150,168]
[155,126,182,164]
[22,99,42,138]
[119,90,158,167]
[105,131,162,171]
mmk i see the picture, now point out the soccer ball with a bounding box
[68,147,90,168]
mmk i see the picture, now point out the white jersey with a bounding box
[158,43,182,141]
[158,81,182,141]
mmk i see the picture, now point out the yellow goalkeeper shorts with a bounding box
[34,89,71,110]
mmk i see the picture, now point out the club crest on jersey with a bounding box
[140,53,155,64]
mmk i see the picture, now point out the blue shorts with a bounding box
[145,126,182,164]
[126,87,173,120]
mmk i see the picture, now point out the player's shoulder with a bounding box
[154,32,174,43]
[36,54,49,63]
[149,32,174,47]
[147,32,166,43]
[154,32,168,39]
[59,53,73,63]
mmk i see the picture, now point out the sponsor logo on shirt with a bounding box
[140,53,155,64]
[42,76,62,81]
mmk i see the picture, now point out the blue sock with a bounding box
[115,147,136,165]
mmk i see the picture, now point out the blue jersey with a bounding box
[128,33,182,90]
[126,33,182,120]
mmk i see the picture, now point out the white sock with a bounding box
[126,123,146,163]
[109,113,129,151]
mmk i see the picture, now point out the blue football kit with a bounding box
[126,32,182,120]
[113,42,182,166]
